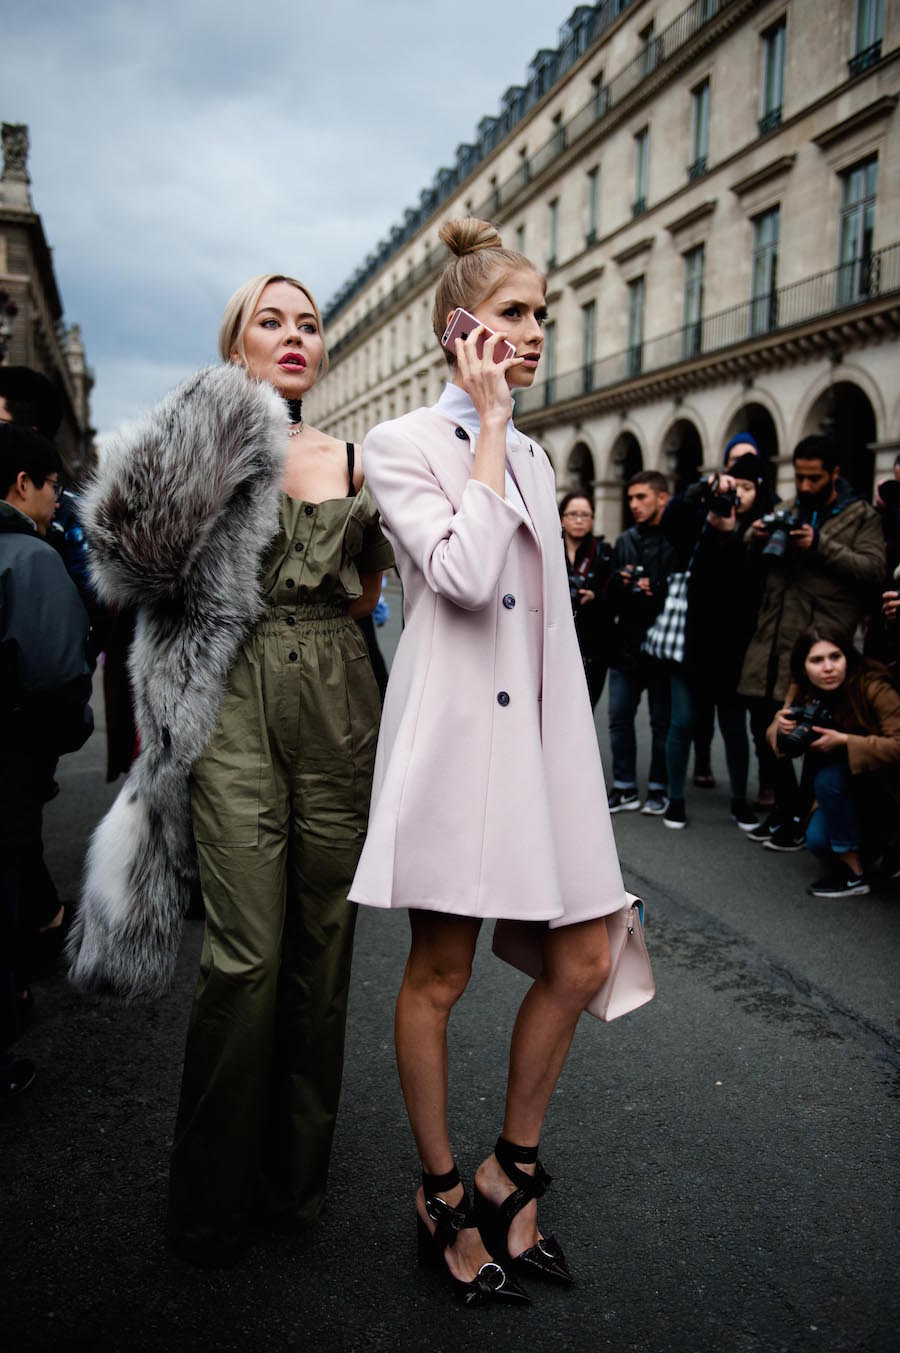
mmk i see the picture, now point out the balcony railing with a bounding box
[515,242,900,415]
[688,155,708,180]
[849,39,882,77]
[632,196,648,218]
[324,0,732,330]
[758,105,783,136]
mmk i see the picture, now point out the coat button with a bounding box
[294,542,304,553]
[497,691,510,707]
[455,426,469,440]
[289,651,298,662]
[286,616,295,627]
[304,504,314,516]
[285,578,295,589]
[503,594,516,609]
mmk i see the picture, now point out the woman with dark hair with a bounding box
[350,218,630,1307]
[767,624,900,897]
[559,490,614,706]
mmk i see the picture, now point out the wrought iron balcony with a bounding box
[632,196,648,218]
[687,155,708,180]
[758,105,783,136]
[849,39,882,77]
[515,241,900,416]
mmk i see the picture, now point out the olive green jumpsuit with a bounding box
[167,465,393,1263]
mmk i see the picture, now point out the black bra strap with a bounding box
[346,441,357,498]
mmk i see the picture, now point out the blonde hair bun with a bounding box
[439,218,503,258]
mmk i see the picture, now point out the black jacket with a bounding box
[0,500,93,758]
[608,522,676,673]
[564,533,615,662]
[662,488,765,691]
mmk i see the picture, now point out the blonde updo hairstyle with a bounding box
[218,272,329,377]
[432,218,545,367]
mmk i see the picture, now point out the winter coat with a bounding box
[662,491,765,691]
[607,522,676,673]
[67,365,290,1000]
[565,533,615,663]
[738,483,885,702]
[349,406,627,926]
[0,499,93,757]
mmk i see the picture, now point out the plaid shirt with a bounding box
[641,570,689,664]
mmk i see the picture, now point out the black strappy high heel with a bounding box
[474,1137,575,1286]
[416,1165,530,1307]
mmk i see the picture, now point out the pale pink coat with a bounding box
[349,405,627,926]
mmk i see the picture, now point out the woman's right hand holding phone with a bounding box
[456,326,524,499]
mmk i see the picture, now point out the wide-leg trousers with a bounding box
[167,607,379,1262]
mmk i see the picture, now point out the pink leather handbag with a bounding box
[491,895,655,1022]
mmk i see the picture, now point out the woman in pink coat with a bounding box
[350,219,628,1307]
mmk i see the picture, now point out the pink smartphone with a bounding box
[441,307,517,364]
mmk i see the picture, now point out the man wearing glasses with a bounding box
[0,422,93,1101]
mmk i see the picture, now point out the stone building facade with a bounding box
[0,123,94,475]
[306,0,900,536]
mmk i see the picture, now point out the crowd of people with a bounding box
[565,431,900,897]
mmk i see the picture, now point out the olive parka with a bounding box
[738,482,885,702]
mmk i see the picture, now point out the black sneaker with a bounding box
[807,867,870,898]
[2,1057,36,1102]
[641,793,669,816]
[608,789,640,813]
[663,798,687,830]
[746,811,782,843]
[763,819,807,852]
[730,799,761,832]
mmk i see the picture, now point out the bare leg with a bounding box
[394,909,493,1282]
[475,916,611,1258]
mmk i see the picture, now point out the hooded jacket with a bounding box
[0,499,93,755]
[739,480,885,702]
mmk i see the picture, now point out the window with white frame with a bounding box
[838,155,878,303]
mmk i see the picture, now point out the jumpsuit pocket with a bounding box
[343,652,381,816]
[190,657,264,848]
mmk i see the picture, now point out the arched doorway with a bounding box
[567,441,595,494]
[610,431,644,530]
[724,402,779,468]
[661,418,703,496]
[802,381,877,499]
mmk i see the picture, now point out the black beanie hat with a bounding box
[727,452,765,484]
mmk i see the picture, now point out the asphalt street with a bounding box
[3,581,898,1353]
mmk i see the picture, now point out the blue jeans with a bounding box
[665,671,750,802]
[805,756,860,857]
[608,659,670,792]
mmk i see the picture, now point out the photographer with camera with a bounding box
[766,625,900,897]
[739,436,885,850]
[652,452,772,830]
[606,471,675,814]
[560,492,616,707]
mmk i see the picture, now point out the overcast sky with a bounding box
[4,0,578,435]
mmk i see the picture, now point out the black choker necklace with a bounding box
[285,397,303,424]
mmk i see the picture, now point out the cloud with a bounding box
[4,0,576,434]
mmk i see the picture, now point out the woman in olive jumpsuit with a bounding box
[167,275,393,1264]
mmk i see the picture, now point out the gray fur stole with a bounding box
[67,364,288,999]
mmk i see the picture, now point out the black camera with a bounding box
[759,508,804,560]
[622,564,646,593]
[701,476,739,517]
[776,701,835,758]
